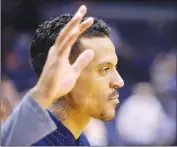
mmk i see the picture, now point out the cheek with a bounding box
[68,74,95,108]
[93,77,110,99]
[86,78,110,111]
[69,72,110,110]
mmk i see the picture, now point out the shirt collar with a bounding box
[48,110,84,146]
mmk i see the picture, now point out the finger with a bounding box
[58,17,94,56]
[58,26,79,56]
[55,5,87,48]
[72,49,95,76]
[79,17,94,36]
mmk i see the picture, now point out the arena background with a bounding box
[1,0,177,145]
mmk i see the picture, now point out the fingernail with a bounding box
[85,17,94,24]
[79,5,87,14]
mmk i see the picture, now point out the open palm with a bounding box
[33,5,94,105]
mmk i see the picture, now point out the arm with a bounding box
[1,93,57,146]
[1,5,94,146]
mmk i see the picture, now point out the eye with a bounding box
[100,67,110,75]
[103,67,109,71]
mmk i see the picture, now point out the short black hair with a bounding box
[29,13,111,76]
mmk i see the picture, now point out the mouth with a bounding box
[109,95,119,100]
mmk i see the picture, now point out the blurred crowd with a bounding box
[1,0,176,146]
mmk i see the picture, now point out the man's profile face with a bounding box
[68,37,124,121]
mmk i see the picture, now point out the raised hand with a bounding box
[31,5,95,109]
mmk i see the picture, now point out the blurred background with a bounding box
[1,0,177,145]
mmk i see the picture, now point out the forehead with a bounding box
[80,37,118,67]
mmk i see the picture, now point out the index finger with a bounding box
[54,5,87,48]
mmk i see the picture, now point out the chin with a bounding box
[99,108,116,122]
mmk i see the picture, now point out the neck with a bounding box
[62,107,90,139]
[49,97,90,139]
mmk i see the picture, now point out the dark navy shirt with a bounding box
[32,111,90,146]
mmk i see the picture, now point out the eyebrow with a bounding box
[97,58,118,67]
[97,62,119,68]
[97,62,113,67]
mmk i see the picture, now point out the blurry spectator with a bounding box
[4,32,37,94]
[116,82,169,145]
[12,32,32,65]
[150,50,176,121]
[1,76,21,123]
[150,50,176,95]
[84,118,108,146]
[1,98,12,124]
[150,51,176,145]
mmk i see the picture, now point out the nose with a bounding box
[110,71,124,89]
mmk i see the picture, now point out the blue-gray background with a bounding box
[1,0,176,146]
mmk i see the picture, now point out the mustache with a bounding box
[108,90,119,99]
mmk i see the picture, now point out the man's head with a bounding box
[30,14,124,121]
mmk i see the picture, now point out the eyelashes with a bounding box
[99,65,118,76]
[100,67,110,75]
[102,67,110,71]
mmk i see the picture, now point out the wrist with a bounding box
[29,86,53,110]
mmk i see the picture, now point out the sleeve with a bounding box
[0,93,57,146]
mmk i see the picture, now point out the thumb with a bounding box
[72,49,95,75]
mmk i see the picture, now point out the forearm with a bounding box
[1,93,57,146]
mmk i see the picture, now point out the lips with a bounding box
[108,90,119,100]
[109,95,119,100]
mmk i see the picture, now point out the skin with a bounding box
[69,37,124,120]
[31,5,95,109]
[31,5,124,140]
[50,37,124,139]
[1,100,9,124]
